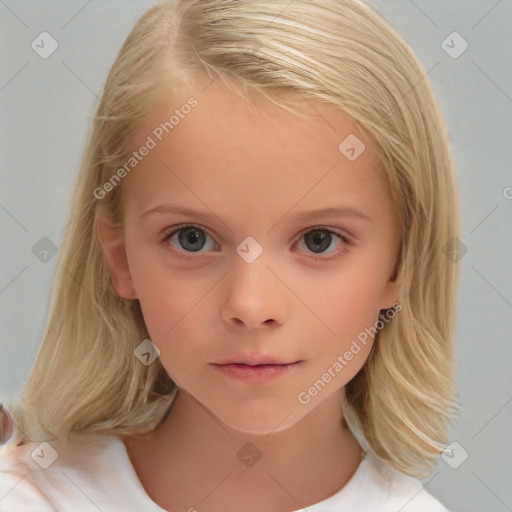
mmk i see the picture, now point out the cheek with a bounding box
[123,242,191,341]
[124,244,218,374]
[305,291,379,390]
[133,271,201,345]
[132,272,209,386]
[292,263,384,341]
[291,263,386,381]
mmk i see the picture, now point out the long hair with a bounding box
[5,0,460,478]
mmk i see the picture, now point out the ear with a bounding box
[95,210,137,299]
[379,259,400,310]
[380,277,399,310]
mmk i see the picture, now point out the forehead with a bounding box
[122,80,392,224]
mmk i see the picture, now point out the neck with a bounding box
[127,389,363,512]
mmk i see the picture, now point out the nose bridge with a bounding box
[220,237,286,329]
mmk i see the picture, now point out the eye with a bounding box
[294,228,351,260]
[162,224,218,253]
[161,224,351,260]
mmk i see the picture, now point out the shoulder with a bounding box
[0,434,113,511]
[298,450,449,512]
[0,433,162,511]
[354,452,449,511]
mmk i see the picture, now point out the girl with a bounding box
[0,0,460,510]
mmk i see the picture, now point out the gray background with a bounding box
[1,1,511,510]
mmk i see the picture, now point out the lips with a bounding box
[213,354,299,366]
[210,355,302,384]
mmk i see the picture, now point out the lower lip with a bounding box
[211,362,301,384]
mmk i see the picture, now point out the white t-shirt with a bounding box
[0,433,448,511]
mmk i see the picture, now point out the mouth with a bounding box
[210,358,303,384]
[213,354,300,366]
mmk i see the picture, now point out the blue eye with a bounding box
[296,228,349,259]
[305,229,332,252]
[161,225,351,259]
[162,225,217,253]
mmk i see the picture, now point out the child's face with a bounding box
[98,80,400,434]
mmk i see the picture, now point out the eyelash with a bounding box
[160,224,352,261]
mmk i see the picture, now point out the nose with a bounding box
[219,250,287,332]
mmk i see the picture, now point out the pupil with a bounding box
[179,228,205,252]
[307,230,331,253]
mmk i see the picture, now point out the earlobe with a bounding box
[95,211,137,300]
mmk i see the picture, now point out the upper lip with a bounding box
[212,354,300,366]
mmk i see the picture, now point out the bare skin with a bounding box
[97,77,399,511]
[125,390,363,512]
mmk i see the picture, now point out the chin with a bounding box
[206,396,306,436]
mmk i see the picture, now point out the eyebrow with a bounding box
[141,205,222,223]
[141,204,372,223]
[286,207,372,223]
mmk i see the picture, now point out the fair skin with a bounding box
[96,78,400,512]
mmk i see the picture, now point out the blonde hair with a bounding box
[5,0,460,478]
